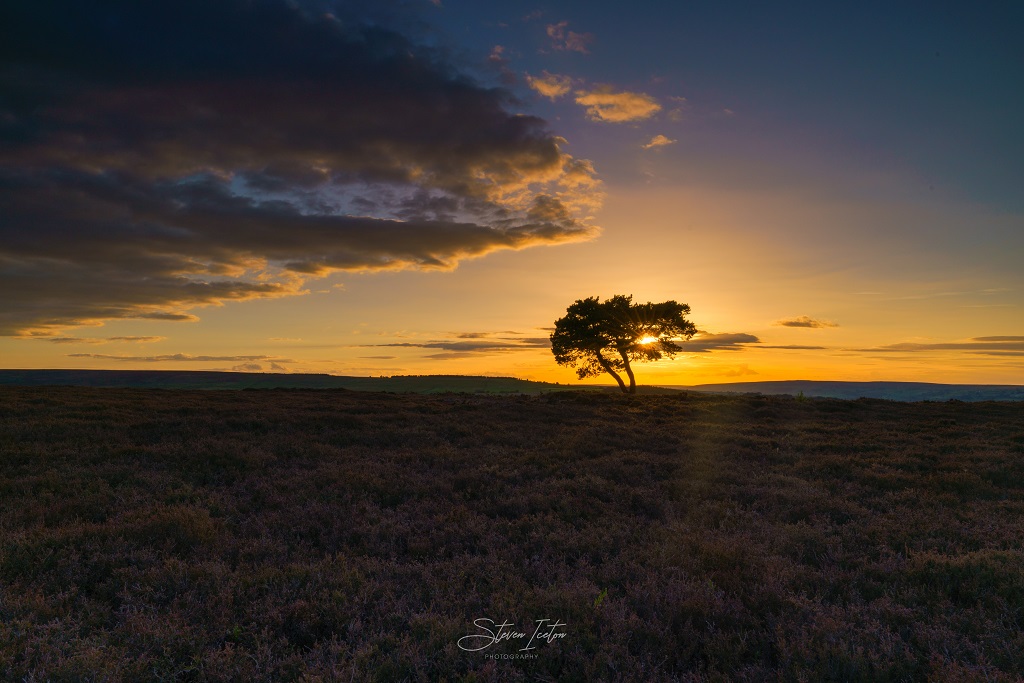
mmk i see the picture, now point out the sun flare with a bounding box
[638,336,659,344]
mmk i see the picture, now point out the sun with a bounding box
[638,336,659,345]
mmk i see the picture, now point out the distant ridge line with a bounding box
[0,371,1021,400]
[0,369,571,394]
[662,380,1024,402]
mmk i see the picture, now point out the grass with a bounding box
[1,387,1023,681]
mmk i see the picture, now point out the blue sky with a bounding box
[431,0,1022,207]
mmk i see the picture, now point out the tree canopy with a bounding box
[550,295,697,393]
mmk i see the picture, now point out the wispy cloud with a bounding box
[759,345,828,350]
[575,86,661,123]
[454,331,522,339]
[856,336,1024,356]
[362,334,549,359]
[720,364,758,377]
[67,353,293,363]
[526,71,573,100]
[546,21,593,53]
[231,363,265,372]
[643,135,676,149]
[371,338,550,353]
[31,337,106,345]
[775,316,839,328]
[666,96,689,122]
[858,288,1014,302]
[135,313,201,322]
[26,335,166,344]
[359,330,829,359]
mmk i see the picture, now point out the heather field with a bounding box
[2,388,1024,682]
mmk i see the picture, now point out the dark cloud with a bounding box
[136,313,201,322]
[0,1,600,335]
[677,333,825,353]
[856,337,1024,354]
[66,353,292,363]
[775,316,839,328]
[371,337,550,354]
[681,332,760,352]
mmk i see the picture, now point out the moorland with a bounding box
[2,386,1023,681]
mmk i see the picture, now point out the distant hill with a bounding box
[0,369,581,394]
[2,371,1022,401]
[669,380,1024,402]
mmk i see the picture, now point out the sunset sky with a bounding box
[2,1,1022,385]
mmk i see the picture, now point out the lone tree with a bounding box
[550,295,697,394]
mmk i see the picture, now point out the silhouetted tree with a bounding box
[550,295,697,394]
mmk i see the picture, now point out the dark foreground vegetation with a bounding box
[2,388,1023,681]
[0,370,572,394]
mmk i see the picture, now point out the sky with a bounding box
[1,0,1022,385]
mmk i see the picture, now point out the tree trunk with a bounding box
[618,349,637,394]
[597,354,628,393]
